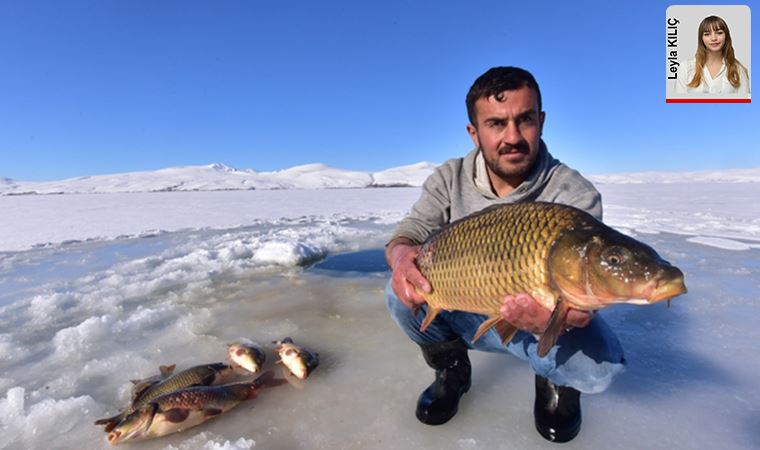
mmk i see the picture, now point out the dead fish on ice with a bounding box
[227,340,267,374]
[272,337,319,380]
[107,371,283,445]
[95,362,234,432]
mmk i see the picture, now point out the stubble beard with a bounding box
[482,145,538,182]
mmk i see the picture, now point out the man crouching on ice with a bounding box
[384,66,625,443]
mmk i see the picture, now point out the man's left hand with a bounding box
[500,293,593,334]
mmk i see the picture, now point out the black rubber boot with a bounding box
[534,374,582,443]
[416,338,472,425]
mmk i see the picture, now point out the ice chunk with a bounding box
[253,241,324,266]
[0,387,100,449]
[52,315,114,360]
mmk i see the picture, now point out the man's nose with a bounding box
[502,121,522,144]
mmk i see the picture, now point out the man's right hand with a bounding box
[386,239,431,310]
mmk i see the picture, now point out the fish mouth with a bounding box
[108,407,154,445]
[648,271,687,302]
[108,425,144,446]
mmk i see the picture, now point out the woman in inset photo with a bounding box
[675,15,750,94]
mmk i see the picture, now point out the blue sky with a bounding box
[1,0,758,181]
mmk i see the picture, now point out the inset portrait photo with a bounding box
[665,5,751,103]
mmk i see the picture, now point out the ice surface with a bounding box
[0,188,418,252]
[1,183,760,449]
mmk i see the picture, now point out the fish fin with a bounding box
[131,380,160,402]
[94,413,123,429]
[159,364,176,376]
[537,300,570,357]
[253,370,287,392]
[129,379,139,385]
[203,408,223,417]
[163,408,191,423]
[472,316,502,343]
[493,320,519,345]
[419,306,441,332]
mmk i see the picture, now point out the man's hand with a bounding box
[386,239,431,310]
[500,293,593,334]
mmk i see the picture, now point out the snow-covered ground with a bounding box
[1,173,760,449]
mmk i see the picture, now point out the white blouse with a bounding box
[674,58,750,95]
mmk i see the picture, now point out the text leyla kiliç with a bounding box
[667,17,680,79]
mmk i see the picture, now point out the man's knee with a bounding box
[540,315,627,394]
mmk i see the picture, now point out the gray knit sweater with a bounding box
[390,141,602,245]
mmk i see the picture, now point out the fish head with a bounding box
[107,404,155,445]
[228,343,266,373]
[278,345,315,380]
[551,226,687,309]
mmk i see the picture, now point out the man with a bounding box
[384,67,625,443]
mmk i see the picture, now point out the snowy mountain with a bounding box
[0,177,16,192]
[0,161,438,195]
[3,163,759,195]
[588,167,760,184]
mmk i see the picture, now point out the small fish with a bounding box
[228,340,266,374]
[272,337,319,380]
[107,371,282,445]
[95,362,233,433]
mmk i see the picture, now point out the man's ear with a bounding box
[466,123,480,148]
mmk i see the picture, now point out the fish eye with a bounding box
[601,247,628,266]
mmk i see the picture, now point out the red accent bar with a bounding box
[666,98,751,103]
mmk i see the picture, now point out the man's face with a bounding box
[467,85,545,188]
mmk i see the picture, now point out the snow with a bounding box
[0,161,437,195]
[1,169,760,449]
[589,167,760,184]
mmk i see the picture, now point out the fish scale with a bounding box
[418,202,571,315]
[414,201,687,357]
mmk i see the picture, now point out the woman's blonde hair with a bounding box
[688,15,746,88]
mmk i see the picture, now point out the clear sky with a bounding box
[1,0,758,181]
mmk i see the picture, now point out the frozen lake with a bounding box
[1,185,759,449]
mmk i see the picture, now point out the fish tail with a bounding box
[253,370,287,391]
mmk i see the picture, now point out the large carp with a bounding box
[414,201,687,357]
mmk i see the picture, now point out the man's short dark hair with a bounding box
[466,67,542,126]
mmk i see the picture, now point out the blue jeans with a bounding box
[385,281,626,394]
